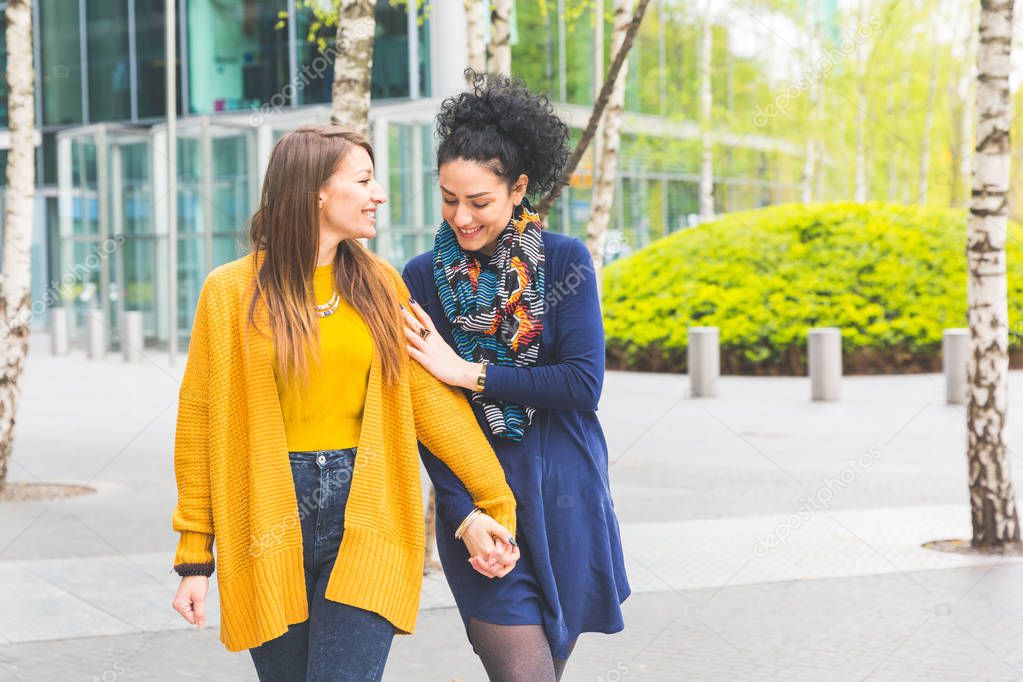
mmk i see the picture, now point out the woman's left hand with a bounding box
[403,300,480,390]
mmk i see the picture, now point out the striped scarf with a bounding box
[433,200,545,441]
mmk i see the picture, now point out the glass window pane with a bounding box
[186,0,289,114]
[40,0,83,124]
[87,0,132,120]
[177,237,204,340]
[136,0,183,118]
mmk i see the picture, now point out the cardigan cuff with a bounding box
[174,562,215,577]
[174,530,215,569]
[474,496,517,541]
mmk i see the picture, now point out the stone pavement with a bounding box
[3,337,1023,680]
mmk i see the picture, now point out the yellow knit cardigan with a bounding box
[171,252,517,652]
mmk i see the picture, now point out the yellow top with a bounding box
[170,251,517,652]
[274,263,373,451]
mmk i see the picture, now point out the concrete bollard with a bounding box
[87,311,106,360]
[122,311,144,363]
[49,308,69,356]
[808,327,842,401]
[943,328,969,405]
[687,326,720,398]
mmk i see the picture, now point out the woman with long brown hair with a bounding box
[168,124,520,681]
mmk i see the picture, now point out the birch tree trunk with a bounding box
[487,0,512,76]
[536,0,653,219]
[853,0,868,203]
[960,17,978,208]
[585,0,631,297]
[465,0,486,82]
[967,0,1020,548]
[0,0,36,492]
[330,0,376,137]
[801,0,818,204]
[854,83,867,201]
[918,55,937,204]
[698,4,714,220]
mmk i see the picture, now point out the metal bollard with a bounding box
[687,326,720,398]
[808,327,842,401]
[122,311,144,363]
[49,308,69,356]
[86,311,107,360]
[943,328,969,405]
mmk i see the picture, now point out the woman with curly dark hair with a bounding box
[401,72,630,681]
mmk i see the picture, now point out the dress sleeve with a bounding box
[483,239,604,411]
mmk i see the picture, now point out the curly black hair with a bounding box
[435,70,570,200]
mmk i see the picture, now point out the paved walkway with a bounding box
[3,337,1023,680]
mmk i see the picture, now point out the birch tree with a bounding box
[918,53,937,203]
[801,0,819,204]
[699,1,714,220]
[585,0,631,292]
[465,0,486,83]
[966,0,1021,548]
[487,0,513,76]
[0,0,36,492]
[536,0,653,219]
[330,0,376,136]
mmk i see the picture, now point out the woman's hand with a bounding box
[403,300,481,391]
[460,512,520,579]
[172,575,209,628]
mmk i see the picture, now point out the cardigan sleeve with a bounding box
[409,361,517,538]
[391,261,517,537]
[482,238,605,411]
[402,263,479,530]
[171,275,217,576]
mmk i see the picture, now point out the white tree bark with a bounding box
[699,4,714,220]
[801,0,818,204]
[465,0,486,82]
[330,0,376,137]
[0,0,36,492]
[585,0,631,296]
[487,0,512,76]
[918,55,937,204]
[853,0,869,203]
[967,0,1020,547]
[851,83,867,201]
[960,13,978,208]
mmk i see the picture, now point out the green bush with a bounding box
[602,202,1023,374]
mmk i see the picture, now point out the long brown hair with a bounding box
[247,125,403,385]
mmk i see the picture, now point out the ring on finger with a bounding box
[419,327,431,340]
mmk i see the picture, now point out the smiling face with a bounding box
[439,158,528,256]
[318,145,387,244]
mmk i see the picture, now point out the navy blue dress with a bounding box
[402,231,630,659]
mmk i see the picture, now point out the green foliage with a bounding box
[602,202,1023,374]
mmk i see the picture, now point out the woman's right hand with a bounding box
[172,575,209,628]
[461,512,520,579]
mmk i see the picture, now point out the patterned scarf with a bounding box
[433,199,545,441]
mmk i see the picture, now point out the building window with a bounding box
[87,0,132,121]
[186,0,289,114]
[136,0,183,119]
[40,0,84,124]
[294,1,412,106]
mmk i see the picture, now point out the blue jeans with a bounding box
[249,448,395,682]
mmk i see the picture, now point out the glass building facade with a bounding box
[15,0,798,351]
